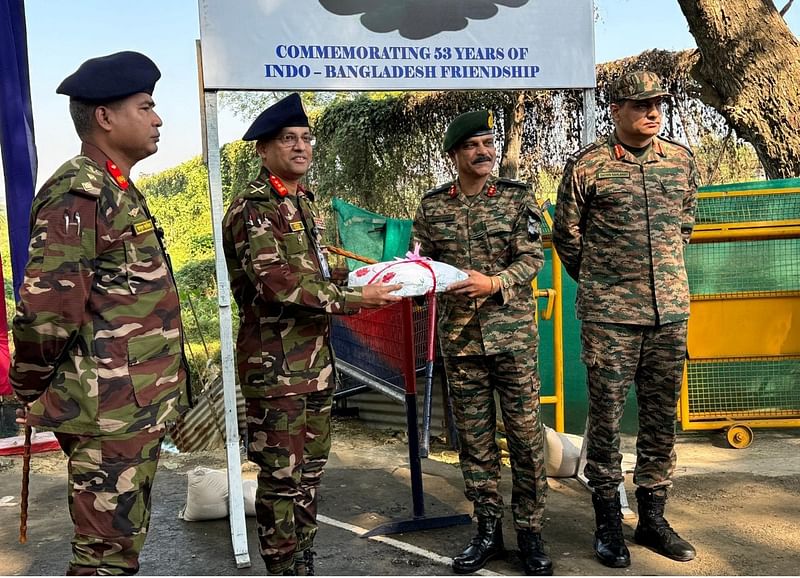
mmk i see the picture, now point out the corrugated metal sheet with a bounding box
[169,375,246,453]
[335,372,450,439]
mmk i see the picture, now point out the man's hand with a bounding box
[446,269,497,299]
[360,283,404,308]
[15,403,31,426]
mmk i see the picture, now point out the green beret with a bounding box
[443,110,495,152]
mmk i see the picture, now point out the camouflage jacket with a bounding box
[412,176,544,357]
[552,132,698,325]
[10,153,191,435]
[222,167,364,399]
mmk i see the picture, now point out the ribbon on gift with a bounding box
[366,242,438,293]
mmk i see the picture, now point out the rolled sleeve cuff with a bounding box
[340,287,364,315]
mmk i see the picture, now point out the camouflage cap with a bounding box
[610,71,672,102]
[443,110,494,152]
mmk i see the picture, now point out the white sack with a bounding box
[179,467,229,521]
[179,467,258,521]
[543,426,582,478]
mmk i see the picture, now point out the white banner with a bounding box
[198,0,595,91]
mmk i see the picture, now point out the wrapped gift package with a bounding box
[348,244,467,297]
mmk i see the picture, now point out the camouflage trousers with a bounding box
[444,350,547,531]
[580,321,688,497]
[246,387,334,574]
[55,425,166,575]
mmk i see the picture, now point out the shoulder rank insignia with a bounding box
[106,160,129,190]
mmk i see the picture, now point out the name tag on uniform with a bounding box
[133,220,154,235]
[597,170,630,179]
[290,221,305,232]
[428,214,456,223]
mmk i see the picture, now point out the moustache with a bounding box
[473,156,492,164]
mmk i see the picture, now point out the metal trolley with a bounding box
[331,294,472,536]
[680,179,800,448]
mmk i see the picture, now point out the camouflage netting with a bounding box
[310,50,747,220]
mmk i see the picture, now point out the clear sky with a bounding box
[2,0,799,194]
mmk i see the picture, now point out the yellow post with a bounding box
[551,248,565,432]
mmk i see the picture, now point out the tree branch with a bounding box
[780,0,794,17]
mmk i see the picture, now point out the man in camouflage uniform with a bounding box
[222,93,401,576]
[10,51,191,575]
[552,70,698,568]
[412,110,551,576]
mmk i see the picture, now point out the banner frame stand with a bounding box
[199,13,598,571]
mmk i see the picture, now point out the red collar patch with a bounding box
[269,174,288,197]
[448,184,457,198]
[613,144,626,160]
[106,160,129,190]
[486,184,497,197]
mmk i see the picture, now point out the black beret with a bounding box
[56,51,161,103]
[443,110,495,152]
[242,93,309,142]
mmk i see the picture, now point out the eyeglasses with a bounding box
[274,133,317,148]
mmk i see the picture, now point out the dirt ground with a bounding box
[1,419,799,576]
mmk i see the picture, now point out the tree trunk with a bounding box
[677,0,800,178]
[499,91,527,179]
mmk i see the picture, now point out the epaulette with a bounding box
[495,177,528,189]
[241,176,273,200]
[422,181,453,199]
[656,135,695,157]
[50,156,104,199]
[567,141,602,164]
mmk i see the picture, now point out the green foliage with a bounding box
[220,90,355,122]
[220,140,261,203]
[0,211,16,333]
[693,134,763,185]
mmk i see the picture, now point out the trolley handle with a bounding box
[534,288,556,321]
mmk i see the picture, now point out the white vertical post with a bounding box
[204,90,251,568]
[581,88,596,146]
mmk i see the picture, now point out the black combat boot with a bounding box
[517,530,553,576]
[634,487,696,562]
[452,516,505,574]
[591,492,631,568]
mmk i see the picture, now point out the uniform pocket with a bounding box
[127,333,181,407]
[284,232,309,255]
[485,221,513,264]
[280,319,331,375]
[123,232,170,294]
